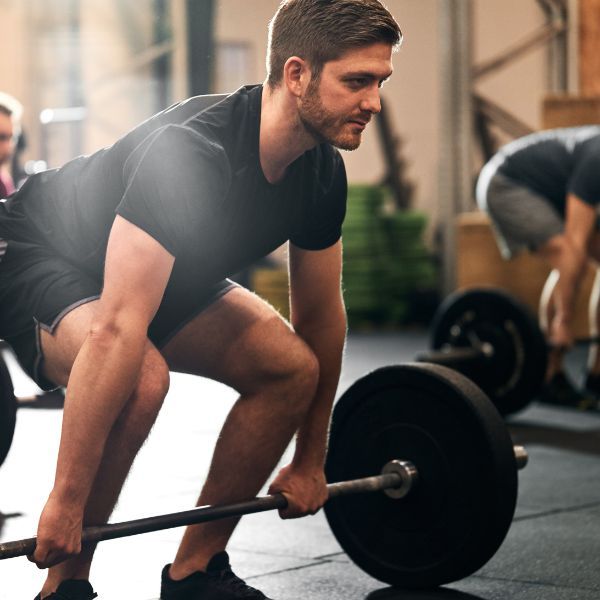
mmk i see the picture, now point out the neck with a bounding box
[259,82,317,184]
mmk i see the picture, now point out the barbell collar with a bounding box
[381,459,418,499]
[514,445,528,470]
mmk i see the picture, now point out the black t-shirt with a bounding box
[495,126,600,215]
[0,84,347,301]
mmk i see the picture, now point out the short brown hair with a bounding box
[266,0,402,88]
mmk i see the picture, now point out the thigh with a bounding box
[39,300,99,387]
[160,286,311,392]
[40,299,167,390]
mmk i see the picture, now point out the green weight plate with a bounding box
[430,288,547,416]
[0,353,16,468]
[325,363,518,588]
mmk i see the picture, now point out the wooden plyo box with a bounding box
[455,212,595,337]
[542,94,600,129]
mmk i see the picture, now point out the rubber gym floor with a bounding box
[0,330,599,600]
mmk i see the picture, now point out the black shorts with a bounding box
[0,239,237,391]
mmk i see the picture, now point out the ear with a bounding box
[283,56,311,97]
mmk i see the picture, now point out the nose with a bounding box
[360,86,382,115]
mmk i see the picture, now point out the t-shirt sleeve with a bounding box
[117,125,230,256]
[568,145,600,206]
[290,150,347,251]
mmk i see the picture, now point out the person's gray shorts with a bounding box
[476,170,564,260]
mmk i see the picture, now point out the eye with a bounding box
[346,78,367,89]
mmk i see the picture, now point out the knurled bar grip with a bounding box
[0,471,406,560]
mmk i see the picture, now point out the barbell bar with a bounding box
[0,461,414,560]
[0,445,527,562]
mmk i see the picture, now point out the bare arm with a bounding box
[288,240,347,468]
[267,240,346,518]
[33,216,174,567]
[547,193,595,346]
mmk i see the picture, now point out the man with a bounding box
[0,92,22,198]
[0,1,401,598]
[476,126,600,409]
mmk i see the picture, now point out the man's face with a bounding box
[0,113,15,167]
[298,42,393,151]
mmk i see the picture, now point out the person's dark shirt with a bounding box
[495,126,600,215]
[0,85,347,336]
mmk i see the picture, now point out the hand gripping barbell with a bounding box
[0,363,527,589]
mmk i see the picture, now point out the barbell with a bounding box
[0,362,527,589]
[416,288,550,416]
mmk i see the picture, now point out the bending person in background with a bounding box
[0,92,22,198]
[477,126,600,410]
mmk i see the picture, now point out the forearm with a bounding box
[51,326,147,509]
[291,308,347,468]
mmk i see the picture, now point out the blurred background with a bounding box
[1,0,598,331]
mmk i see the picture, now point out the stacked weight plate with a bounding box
[342,185,388,325]
[342,185,437,327]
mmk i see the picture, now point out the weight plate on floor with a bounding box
[0,353,16,468]
[430,288,547,416]
[324,363,518,588]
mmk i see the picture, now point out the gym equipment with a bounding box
[325,362,525,587]
[417,288,548,415]
[0,355,16,468]
[0,363,526,590]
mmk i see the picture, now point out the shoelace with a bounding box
[217,568,265,599]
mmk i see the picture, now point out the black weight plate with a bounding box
[324,363,518,589]
[430,288,547,416]
[0,353,16,468]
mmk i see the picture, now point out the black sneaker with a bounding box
[33,580,97,600]
[160,551,274,599]
[584,372,600,400]
[539,371,598,411]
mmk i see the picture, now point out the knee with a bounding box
[270,343,319,419]
[121,352,170,434]
[137,358,170,406]
[282,341,320,399]
[244,331,320,404]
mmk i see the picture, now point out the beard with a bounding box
[298,80,365,151]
